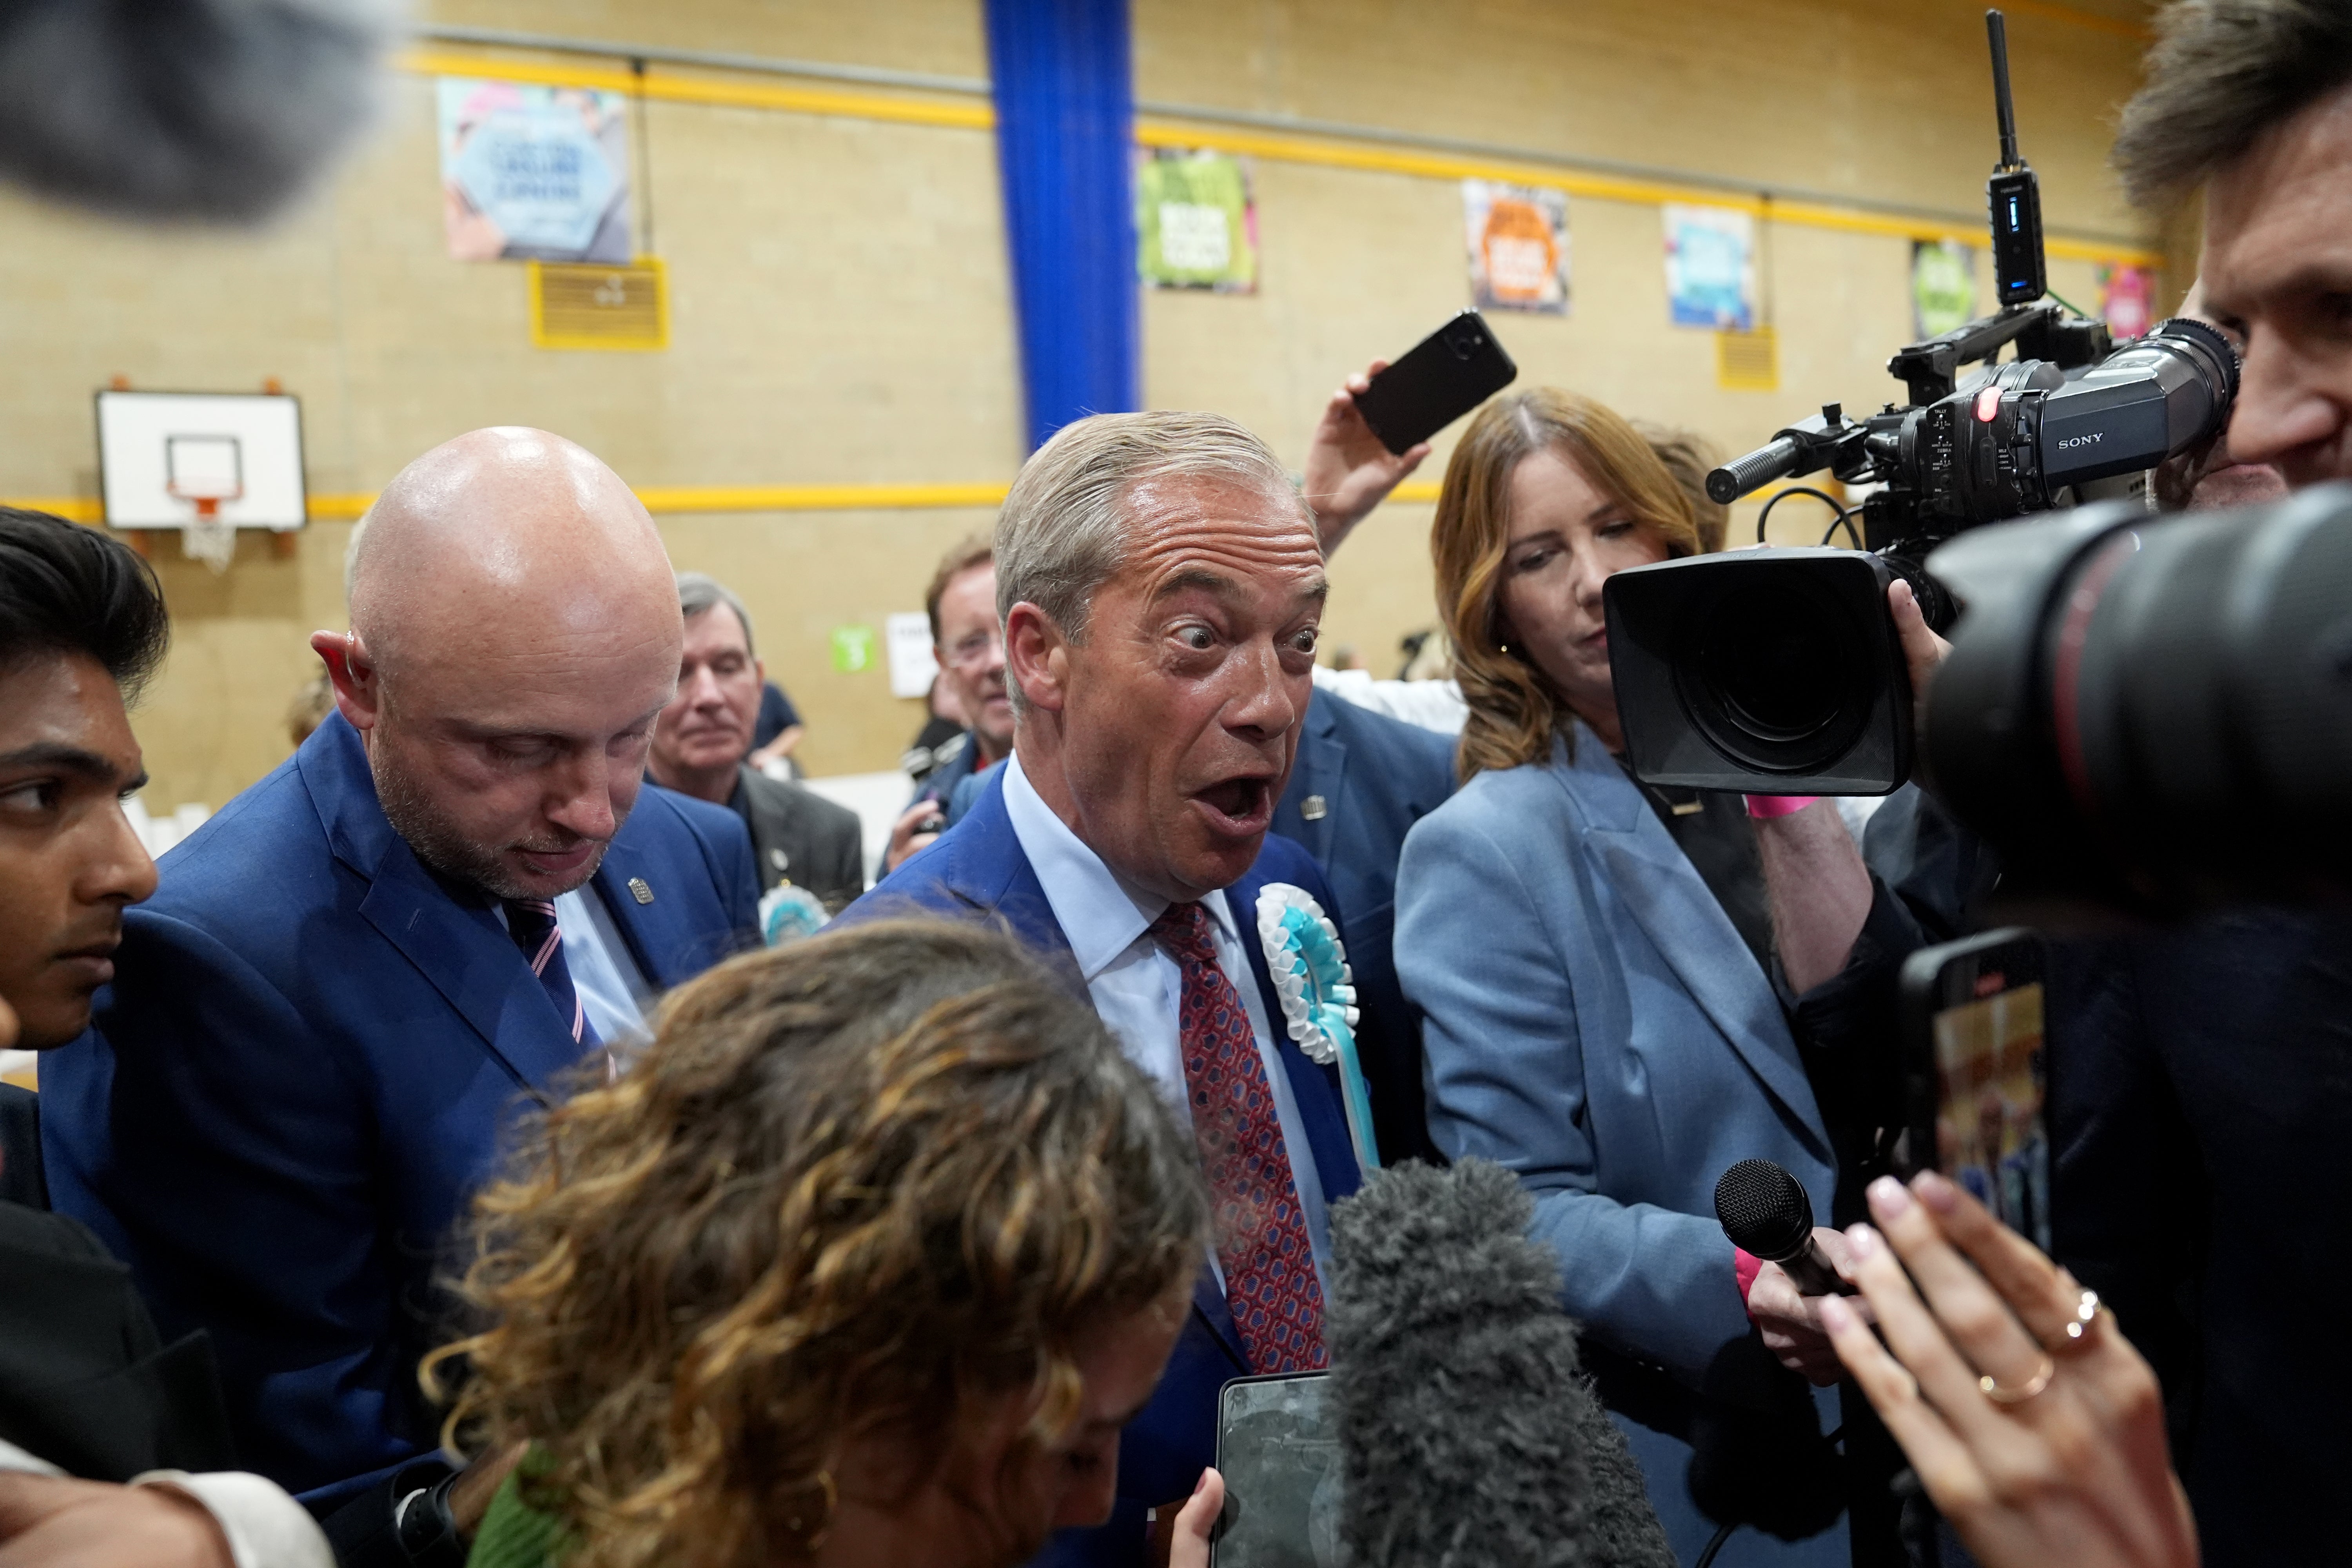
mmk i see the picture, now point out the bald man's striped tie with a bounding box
[504,898,601,1049]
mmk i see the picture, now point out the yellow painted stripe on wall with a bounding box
[400,52,2163,268]
[6,484,1013,526]
[403,51,993,131]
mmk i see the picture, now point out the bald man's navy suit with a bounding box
[840,764,1365,1568]
[42,714,759,1508]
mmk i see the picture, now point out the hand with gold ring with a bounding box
[1816,1172,2198,1568]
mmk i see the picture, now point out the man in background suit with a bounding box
[648,572,865,912]
[42,430,759,1515]
[845,411,1369,1568]
[1272,695,1453,1164]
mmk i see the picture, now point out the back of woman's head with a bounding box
[428,918,1207,1568]
[1431,388,1703,780]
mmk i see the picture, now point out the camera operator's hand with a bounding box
[1888,578,1952,740]
[1819,1173,2198,1568]
[1748,1227,1874,1385]
[1303,361,1430,555]
[1164,1467,1224,1568]
[884,800,945,874]
[0,1474,235,1568]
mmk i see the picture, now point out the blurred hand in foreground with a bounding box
[1165,1467,1224,1568]
[1302,361,1430,555]
[1820,1173,2197,1568]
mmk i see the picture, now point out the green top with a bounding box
[465,1451,572,1568]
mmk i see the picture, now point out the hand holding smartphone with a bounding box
[1350,310,1518,455]
[1897,928,2051,1250]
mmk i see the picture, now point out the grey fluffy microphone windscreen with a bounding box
[0,0,399,222]
[1325,1157,1677,1568]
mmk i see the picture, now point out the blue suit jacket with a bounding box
[1396,725,1835,1376]
[1395,727,1846,1566]
[41,714,759,1508]
[840,764,1364,1568]
[1272,689,1456,1164]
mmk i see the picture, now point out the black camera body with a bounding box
[1610,311,2238,794]
[1610,13,2239,795]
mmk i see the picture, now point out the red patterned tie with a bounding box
[1149,900,1327,1374]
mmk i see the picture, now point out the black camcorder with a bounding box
[1607,10,2239,795]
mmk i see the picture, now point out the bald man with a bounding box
[40,429,759,1515]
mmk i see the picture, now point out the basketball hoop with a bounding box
[165,434,244,571]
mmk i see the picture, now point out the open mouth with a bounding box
[1192,775,1273,834]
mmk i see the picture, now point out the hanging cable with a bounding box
[1755,485,1851,545]
[630,56,657,258]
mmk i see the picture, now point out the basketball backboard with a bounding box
[95,390,307,530]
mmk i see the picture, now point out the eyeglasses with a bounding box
[943,630,1003,670]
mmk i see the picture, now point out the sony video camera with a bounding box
[1606,9,2238,795]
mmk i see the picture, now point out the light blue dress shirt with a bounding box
[1000,751,1332,1293]
[553,886,655,1045]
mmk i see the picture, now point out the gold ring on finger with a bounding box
[1980,1353,2055,1406]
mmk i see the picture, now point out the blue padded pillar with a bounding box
[984,0,1140,451]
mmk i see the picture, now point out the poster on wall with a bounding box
[1911,239,1977,339]
[1462,180,1570,314]
[2097,262,2155,341]
[1136,149,1258,292]
[1663,205,1757,330]
[439,77,634,263]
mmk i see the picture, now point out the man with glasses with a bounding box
[646,573,864,913]
[884,537,1015,871]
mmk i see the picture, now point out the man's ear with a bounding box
[310,630,383,733]
[1003,603,1070,714]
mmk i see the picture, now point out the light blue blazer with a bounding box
[1394,722,1837,1378]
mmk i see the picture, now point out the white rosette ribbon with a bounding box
[1255,882,1380,1172]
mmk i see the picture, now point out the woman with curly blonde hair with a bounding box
[425,917,1212,1568]
[1388,387,1944,1567]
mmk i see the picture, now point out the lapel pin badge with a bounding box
[1301,794,1328,822]
[628,877,655,905]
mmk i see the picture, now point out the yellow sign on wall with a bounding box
[529,257,670,351]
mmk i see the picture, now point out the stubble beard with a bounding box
[373,746,607,902]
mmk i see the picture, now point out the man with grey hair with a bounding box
[43,428,759,1519]
[646,571,864,912]
[843,411,1374,1568]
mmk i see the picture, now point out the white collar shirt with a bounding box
[1000,750,1333,1296]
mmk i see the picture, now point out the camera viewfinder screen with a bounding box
[1932,979,2051,1250]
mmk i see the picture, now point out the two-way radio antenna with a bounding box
[1983,9,2047,305]
[1988,9,2024,172]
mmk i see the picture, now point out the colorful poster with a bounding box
[439,77,633,263]
[1663,205,1757,330]
[2097,263,2155,341]
[1911,239,1977,340]
[1137,150,1257,292]
[1463,180,1570,314]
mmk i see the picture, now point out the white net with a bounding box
[181,513,235,572]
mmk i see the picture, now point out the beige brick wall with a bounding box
[0,0,2160,809]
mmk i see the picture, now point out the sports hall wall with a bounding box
[0,0,2169,809]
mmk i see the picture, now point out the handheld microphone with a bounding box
[1325,1158,1676,1568]
[1713,1160,1851,1298]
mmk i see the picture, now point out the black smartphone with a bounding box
[1896,928,2051,1250]
[1351,310,1518,454]
[1210,1370,1339,1568]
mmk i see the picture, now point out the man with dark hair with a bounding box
[647,572,864,913]
[2114,0,2352,488]
[0,506,334,1568]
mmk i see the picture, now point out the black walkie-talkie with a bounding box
[1985,9,2046,307]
